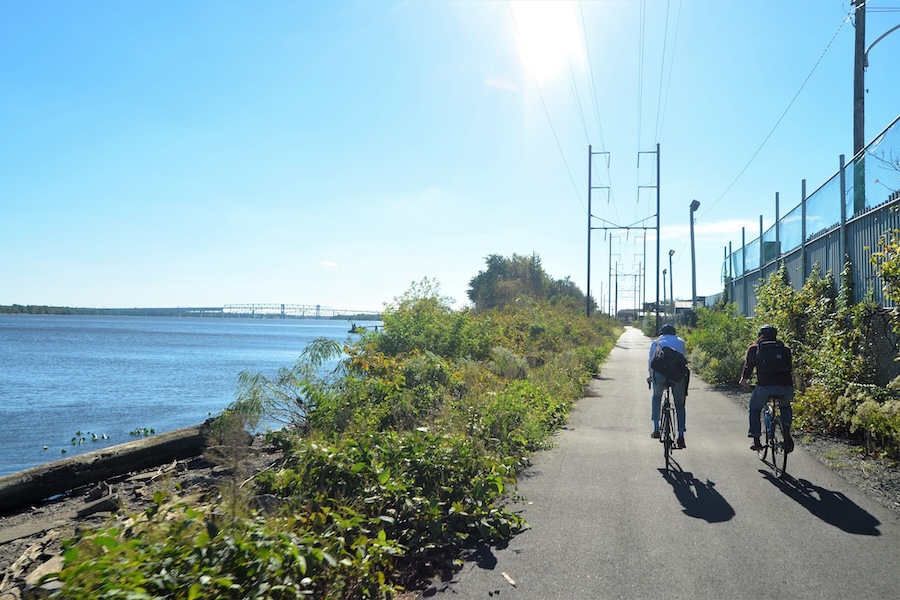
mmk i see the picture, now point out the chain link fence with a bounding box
[723,115,900,385]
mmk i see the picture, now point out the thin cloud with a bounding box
[320,260,338,268]
[659,218,760,241]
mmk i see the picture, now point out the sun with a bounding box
[508,0,583,84]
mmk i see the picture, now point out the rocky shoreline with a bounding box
[0,431,282,599]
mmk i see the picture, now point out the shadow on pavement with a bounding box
[659,463,735,523]
[762,471,881,536]
[420,542,507,597]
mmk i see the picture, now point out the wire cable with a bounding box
[567,50,592,146]
[653,0,671,143]
[701,13,851,217]
[578,1,607,151]
[578,1,619,226]
[636,0,646,157]
[655,0,683,143]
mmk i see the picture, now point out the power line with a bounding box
[653,0,672,143]
[567,50,592,145]
[655,0,683,143]
[636,0,647,155]
[702,12,851,217]
[578,1,607,151]
[578,1,618,224]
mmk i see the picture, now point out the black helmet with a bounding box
[758,325,777,340]
[659,323,676,336]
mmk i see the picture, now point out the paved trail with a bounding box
[424,327,900,599]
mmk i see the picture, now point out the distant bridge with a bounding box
[220,304,381,318]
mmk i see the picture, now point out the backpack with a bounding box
[756,340,791,374]
[651,345,689,383]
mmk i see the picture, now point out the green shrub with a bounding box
[488,347,529,380]
[683,304,751,385]
[52,495,403,599]
[53,256,621,595]
[257,430,524,566]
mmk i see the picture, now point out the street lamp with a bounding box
[668,249,675,317]
[662,268,667,315]
[689,200,701,315]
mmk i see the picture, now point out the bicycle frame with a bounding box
[659,385,679,470]
[757,394,788,478]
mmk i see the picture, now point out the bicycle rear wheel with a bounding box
[771,417,788,478]
[660,407,672,467]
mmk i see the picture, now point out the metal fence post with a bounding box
[742,227,747,315]
[839,154,848,299]
[801,179,807,283]
[775,192,781,263]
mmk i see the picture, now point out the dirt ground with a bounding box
[2,409,899,598]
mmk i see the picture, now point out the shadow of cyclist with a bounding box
[658,463,735,523]
[762,471,881,536]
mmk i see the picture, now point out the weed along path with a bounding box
[423,326,900,599]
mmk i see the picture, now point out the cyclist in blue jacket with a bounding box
[648,323,688,448]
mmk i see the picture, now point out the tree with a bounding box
[468,253,585,312]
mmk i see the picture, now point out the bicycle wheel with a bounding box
[660,404,672,467]
[771,416,789,478]
[756,406,770,461]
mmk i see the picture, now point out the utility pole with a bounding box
[637,144,661,330]
[655,143,661,331]
[614,262,619,319]
[590,145,657,324]
[853,0,866,214]
[586,146,610,317]
[586,146,593,317]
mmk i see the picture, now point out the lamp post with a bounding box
[689,200,701,316]
[662,268,667,316]
[668,249,675,317]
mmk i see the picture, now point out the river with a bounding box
[0,314,380,477]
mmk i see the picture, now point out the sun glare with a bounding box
[508,0,583,83]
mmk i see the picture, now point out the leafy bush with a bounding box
[52,493,403,599]
[256,430,524,565]
[487,347,529,380]
[51,254,622,597]
[684,304,752,384]
[831,382,900,456]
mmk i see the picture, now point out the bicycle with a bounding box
[757,394,788,478]
[658,381,679,470]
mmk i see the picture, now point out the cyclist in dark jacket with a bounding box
[739,325,794,453]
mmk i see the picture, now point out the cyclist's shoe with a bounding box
[677,436,686,449]
[651,430,661,439]
[750,437,764,451]
[783,435,794,453]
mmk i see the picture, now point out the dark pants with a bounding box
[748,385,793,438]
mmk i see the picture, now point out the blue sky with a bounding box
[2,1,898,313]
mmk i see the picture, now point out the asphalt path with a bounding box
[424,326,900,599]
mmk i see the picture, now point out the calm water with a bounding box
[0,315,378,477]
